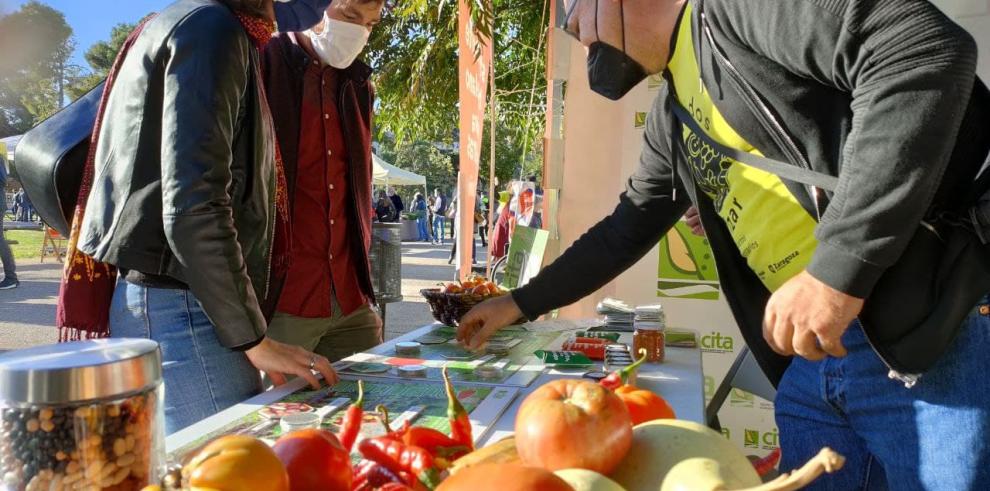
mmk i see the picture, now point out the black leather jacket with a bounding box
[78,0,275,349]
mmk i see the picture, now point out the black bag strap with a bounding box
[670,98,839,191]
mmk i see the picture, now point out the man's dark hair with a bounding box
[218,0,268,18]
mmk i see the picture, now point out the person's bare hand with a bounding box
[246,337,339,389]
[684,206,705,236]
[763,270,864,361]
[456,294,524,350]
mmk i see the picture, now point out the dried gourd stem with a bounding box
[741,448,845,491]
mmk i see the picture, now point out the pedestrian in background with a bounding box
[374,189,396,222]
[430,188,446,245]
[387,186,404,220]
[0,154,17,290]
[413,192,429,241]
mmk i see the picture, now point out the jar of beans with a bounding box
[0,339,164,491]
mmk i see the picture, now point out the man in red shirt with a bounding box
[261,0,385,361]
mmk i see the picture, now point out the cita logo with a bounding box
[701,331,735,353]
[744,428,779,450]
[729,389,754,408]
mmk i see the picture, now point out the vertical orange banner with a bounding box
[457,0,493,279]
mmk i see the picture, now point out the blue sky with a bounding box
[2,0,172,70]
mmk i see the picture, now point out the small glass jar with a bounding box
[633,305,666,363]
[0,339,164,491]
[279,412,321,433]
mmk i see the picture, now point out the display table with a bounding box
[166,321,704,453]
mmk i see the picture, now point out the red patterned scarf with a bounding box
[235,12,293,285]
[56,20,151,341]
[57,12,291,341]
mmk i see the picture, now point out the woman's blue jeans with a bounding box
[417,216,429,241]
[110,279,263,435]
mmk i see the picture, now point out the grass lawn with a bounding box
[4,229,46,260]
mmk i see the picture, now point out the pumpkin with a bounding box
[608,420,759,491]
[554,468,626,491]
[614,385,675,424]
[183,435,289,491]
[449,437,520,475]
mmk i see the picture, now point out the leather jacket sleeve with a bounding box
[159,10,266,349]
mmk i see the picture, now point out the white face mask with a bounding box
[306,13,370,69]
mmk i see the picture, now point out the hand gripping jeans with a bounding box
[775,296,990,490]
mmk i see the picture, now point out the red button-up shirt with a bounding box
[277,59,368,318]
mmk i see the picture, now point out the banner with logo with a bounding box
[456,0,493,279]
[502,226,549,289]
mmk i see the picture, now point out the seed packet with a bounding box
[534,350,594,368]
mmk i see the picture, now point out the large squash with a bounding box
[609,420,759,491]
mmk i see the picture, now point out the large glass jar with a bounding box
[0,339,164,491]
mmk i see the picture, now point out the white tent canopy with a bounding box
[372,153,426,187]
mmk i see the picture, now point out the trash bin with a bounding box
[369,223,403,325]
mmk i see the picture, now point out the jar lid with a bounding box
[0,339,162,405]
[634,321,664,331]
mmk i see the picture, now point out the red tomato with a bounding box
[436,463,573,491]
[514,379,632,474]
[273,429,352,491]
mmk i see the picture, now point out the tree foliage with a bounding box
[365,0,549,182]
[66,20,143,101]
[84,22,138,76]
[0,1,75,135]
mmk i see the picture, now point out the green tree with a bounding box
[67,19,149,101]
[388,140,457,195]
[0,1,75,134]
[84,22,137,75]
[365,0,548,179]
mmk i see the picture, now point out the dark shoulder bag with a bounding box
[14,81,105,237]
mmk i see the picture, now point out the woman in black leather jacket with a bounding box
[77,0,338,434]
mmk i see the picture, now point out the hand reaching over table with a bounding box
[456,294,525,350]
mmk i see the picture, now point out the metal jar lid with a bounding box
[0,339,162,405]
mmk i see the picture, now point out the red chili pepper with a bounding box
[600,349,648,390]
[753,448,782,477]
[376,403,468,460]
[357,437,443,489]
[442,367,473,450]
[352,459,404,491]
[338,380,365,452]
[378,484,415,491]
[402,427,469,460]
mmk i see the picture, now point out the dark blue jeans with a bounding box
[417,216,429,241]
[776,296,990,490]
[110,279,262,434]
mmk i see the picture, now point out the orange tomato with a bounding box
[443,283,463,294]
[185,435,289,491]
[437,463,573,491]
[614,385,676,425]
[514,379,632,474]
[273,429,352,491]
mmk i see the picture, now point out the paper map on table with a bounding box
[167,378,518,463]
[335,325,562,387]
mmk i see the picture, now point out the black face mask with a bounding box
[584,0,649,100]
